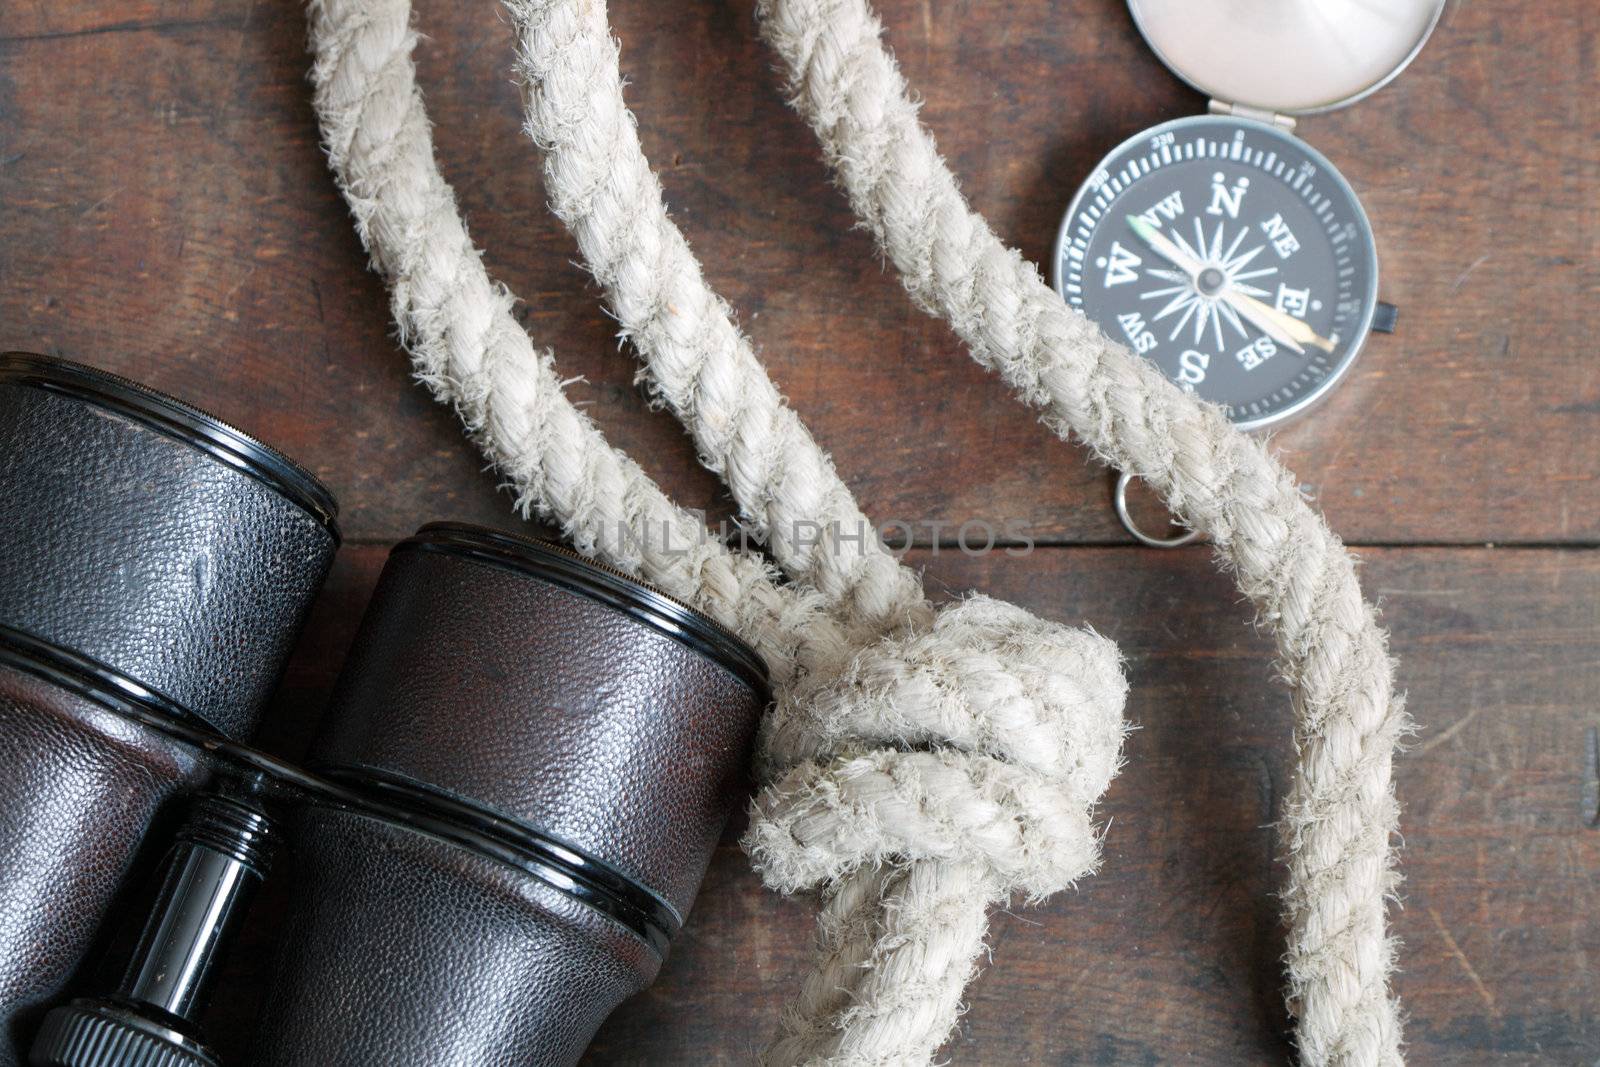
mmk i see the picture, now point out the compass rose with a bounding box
[1139,217,1277,349]
[1053,118,1382,431]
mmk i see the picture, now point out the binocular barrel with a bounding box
[2,355,770,1065]
[0,354,338,1060]
[250,524,769,1066]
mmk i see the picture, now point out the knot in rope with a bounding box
[312,0,1404,1058]
[745,596,1127,901]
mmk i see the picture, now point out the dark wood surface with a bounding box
[1,1,1595,1063]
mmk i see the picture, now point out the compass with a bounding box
[1051,0,1444,543]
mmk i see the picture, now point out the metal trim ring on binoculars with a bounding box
[0,352,340,539]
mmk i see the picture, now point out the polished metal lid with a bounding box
[1127,0,1445,115]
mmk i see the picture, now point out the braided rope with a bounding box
[507,0,921,643]
[755,2,1411,1064]
[308,2,1129,1063]
[304,0,831,690]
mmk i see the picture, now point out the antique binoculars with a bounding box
[0,354,769,1066]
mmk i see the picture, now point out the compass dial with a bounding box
[1053,115,1379,430]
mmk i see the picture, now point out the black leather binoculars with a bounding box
[2,355,769,1067]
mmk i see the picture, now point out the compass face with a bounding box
[1053,115,1379,430]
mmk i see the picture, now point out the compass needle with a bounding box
[1063,114,1385,431]
[1223,291,1306,354]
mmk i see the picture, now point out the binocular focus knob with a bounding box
[31,1001,218,1067]
[31,794,272,1067]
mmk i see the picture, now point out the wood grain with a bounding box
[0,0,1594,546]
[0,0,1595,1063]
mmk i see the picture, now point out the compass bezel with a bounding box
[1051,114,1381,432]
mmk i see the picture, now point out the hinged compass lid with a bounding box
[1127,0,1446,116]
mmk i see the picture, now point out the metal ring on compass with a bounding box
[1114,471,1203,549]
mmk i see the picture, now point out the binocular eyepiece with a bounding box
[0,354,769,1066]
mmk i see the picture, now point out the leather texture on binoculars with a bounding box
[250,526,769,1067]
[0,666,209,1061]
[0,354,338,1062]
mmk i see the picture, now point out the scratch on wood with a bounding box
[77,190,118,218]
[1450,253,1491,293]
[1583,725,1599,828]
[1375,588,1464,598]
[1427,906,1497,1015]
[1416,704,1482,754]
[222,266,258,308]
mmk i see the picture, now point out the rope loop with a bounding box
[748,596,1127,901]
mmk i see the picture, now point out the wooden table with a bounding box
[2,2,1595,1063]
